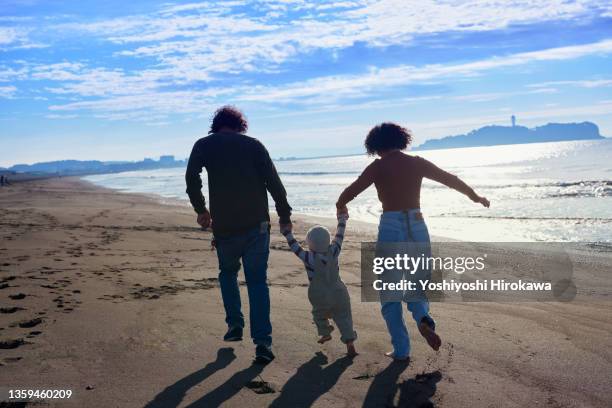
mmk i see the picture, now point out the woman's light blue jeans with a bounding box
[377,209,435,358]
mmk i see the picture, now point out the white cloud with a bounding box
[235,40,612,105]
[159,1,248,15]
[50,0,610,79]
[339,0,589,46]
[0,16,33,23]
[0,65,29,82]
[0,85,17,98]
[0,27,22,45]
[528,79,612,88]
[0,26,46,50]
[45,113,78,119]
[4,0,611,123]
[453,88,558,103]
[46,88,229,122]
[27,38,612,119]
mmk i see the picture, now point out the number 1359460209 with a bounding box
[7,389,73,400]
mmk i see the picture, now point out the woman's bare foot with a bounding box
[418,321,441,351]
[318,335,332,344]
[384,351,409,361]
[346,341,358,357]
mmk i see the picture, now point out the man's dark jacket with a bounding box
[185,131,291,237]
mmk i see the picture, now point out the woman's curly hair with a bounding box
[209,105,248,134]
[364,122,413,155]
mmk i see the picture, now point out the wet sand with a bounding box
[0,177,611,407]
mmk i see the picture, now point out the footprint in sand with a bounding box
[9,293,26,300]
[245,380,276,394]
[0,338,26,349]
[1,356,23,365]
[16,318,43,328]
[1,306,24,314]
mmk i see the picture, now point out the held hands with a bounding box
[279,221,293,234]
[197,209,212,229]
[336,204,349,219]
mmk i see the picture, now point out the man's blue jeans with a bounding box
[377,209,435,358]
[215,224,272,347]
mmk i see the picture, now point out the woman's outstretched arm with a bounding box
[336,162,376,213]
[420,157,490,207]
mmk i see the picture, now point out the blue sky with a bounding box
[1,0,611,167]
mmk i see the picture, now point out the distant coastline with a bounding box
[2,121,607,176]
[2,155,186,178]
[414,121,604,151]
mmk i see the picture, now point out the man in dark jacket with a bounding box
[186,105,292,364]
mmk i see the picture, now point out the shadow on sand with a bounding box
[362,360,442,408]
[396,370,442,408]
[185,363,266,407]
[144,347,237,408]
[269,352,354,408]
[145,348,440,408]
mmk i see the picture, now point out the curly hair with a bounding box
[364,122,413,155]
[209,105,248,134]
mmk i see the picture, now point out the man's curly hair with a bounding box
[209,105,248,134]
[364,122,413,155]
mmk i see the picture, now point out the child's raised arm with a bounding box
[331,213,348,257]
[281,226,313,268]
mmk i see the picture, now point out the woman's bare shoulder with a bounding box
[403,153,430,165]
[364,157,380,169]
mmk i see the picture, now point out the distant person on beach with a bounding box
[0,175,4,186]
[185,105,292,364]
[281,212,358,356]
[336,122,489,360]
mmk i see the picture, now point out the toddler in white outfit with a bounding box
[281,213,357,356]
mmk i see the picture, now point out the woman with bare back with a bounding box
[336,123,490,360]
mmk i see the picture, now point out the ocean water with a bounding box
[84,139,612,242]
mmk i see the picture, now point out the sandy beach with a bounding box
[1,177,611,408]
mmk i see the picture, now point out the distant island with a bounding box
[4,155,186,177]
[415,120,605,150]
